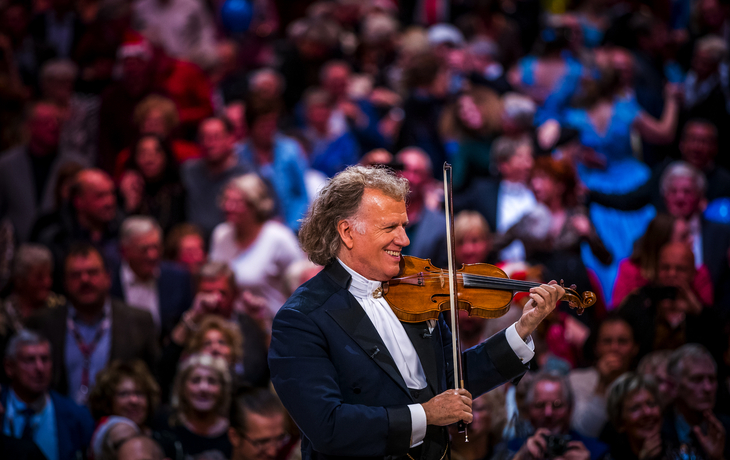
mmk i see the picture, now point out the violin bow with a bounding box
[443,163,468,441]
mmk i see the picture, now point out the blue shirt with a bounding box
[65,300,112,404]
[3,389,58,460]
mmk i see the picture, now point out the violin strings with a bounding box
[393,272,541,291]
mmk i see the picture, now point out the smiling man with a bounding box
[269,166,566,460]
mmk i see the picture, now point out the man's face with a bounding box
[676,357,717,413]
[122,230,162,280]
[527,380,571,434]
[498,144,534,184]
[28,103,60,154]
[398,151,431,195]
[230,412,288,460]
[197,276,236,318]
[15,263,53,305]
[177,234,206,274]
[338,189,410,281]
[306,102,331,131]
[6,342,52,397]
[595,320,638,369]
[249,114,279,147]
[664,176,703,219]
[323,65,349,99]
[680,123,718,170]
[75,172,117,225]
[656,243,695,287]
[199,120,234,165]
[65,252,111,310]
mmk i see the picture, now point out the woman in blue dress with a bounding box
[559,68,681,304]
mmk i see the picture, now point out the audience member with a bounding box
[613,213,713,308]
[39,59,99,166]
[664,344,730,459]
[88,360,160,434]
[455,135,536,263]
[111,216,193,340]
[2,330,94,460]
[90,416,141,460]
[569,314,638,438]
[239,97,309,231]
[113,94,201,180]
[228,388,294,460]
[660,161,730,307]
[637,350,675,408]
[300,87,360,178]
[117,434,166,460]
[396,147,445,262]
[157,353,232,459]
[181,116,250,238]
[589,119,730,211]
[27,244,158,403]
[0,101,88,242]
[494,155,611,310]
[209,174,304,320]
[450,388,510,460]
[34,168,122,287]
[510,371,608,460]
[605,372,666,460]
[163,262,269,394]
[163,223,207,276]
[118,135,186,233]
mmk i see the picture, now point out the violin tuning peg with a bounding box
[570,284,577,290]
[559,279,565,287]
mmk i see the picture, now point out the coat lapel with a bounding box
[327,296,412,399]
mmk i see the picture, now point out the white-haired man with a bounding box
[110,215,193,341]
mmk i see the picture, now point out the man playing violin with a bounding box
[269,166,566,460]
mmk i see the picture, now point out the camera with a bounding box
[543,434,572,459]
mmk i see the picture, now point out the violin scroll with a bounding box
[559,280,596,315]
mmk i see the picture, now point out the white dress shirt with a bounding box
[120,262,160,331]
[338,259,535,447]
[497,180,537,262]
[689,214,703,268]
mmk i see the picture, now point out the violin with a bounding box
[382,255,597,323]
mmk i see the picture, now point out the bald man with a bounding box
[117,436,167,460]
[619,241,724,362]
[34,168,123,290]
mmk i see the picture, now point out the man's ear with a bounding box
[337,219,355,250]
[228,427,241,449]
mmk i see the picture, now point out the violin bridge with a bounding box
[439,273,445,289]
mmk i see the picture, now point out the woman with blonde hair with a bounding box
[209,173,304,323]
[156,353,233,459]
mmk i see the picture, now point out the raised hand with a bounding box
[694,410,726,460]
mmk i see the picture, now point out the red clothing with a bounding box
[611,258,714,308]
[113,139,201,181]
[155,58,214,130]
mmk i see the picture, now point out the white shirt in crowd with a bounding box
[120,262,161,332]
[497,180,537,262]
[209,221,305,317]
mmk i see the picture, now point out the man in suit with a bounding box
[111,216,193,341]
[660,161,730,309]
[27,243,158,404]
[0,101,87,242]
[2,329,94,460]
[454,135,536,262]
[269,166,565,460]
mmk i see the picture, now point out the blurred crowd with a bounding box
[2,0,730,458]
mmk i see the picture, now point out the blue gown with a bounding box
[518,52,585,125]
[564,98,656,305]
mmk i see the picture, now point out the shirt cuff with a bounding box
[408,404,427,447]
[506,323,535,364]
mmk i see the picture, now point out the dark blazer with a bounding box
[702,217,730,309]
[26,298,159,396]
[0,387,94,460]
[454,177,500,232]
[110,261,194,340]
[269,261,528,460]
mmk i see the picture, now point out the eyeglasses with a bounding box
[242,433,291,451]
[531,399,565,410]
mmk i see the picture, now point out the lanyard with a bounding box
[67,306,111,394]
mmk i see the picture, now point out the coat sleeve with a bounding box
[269,306,412,457]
